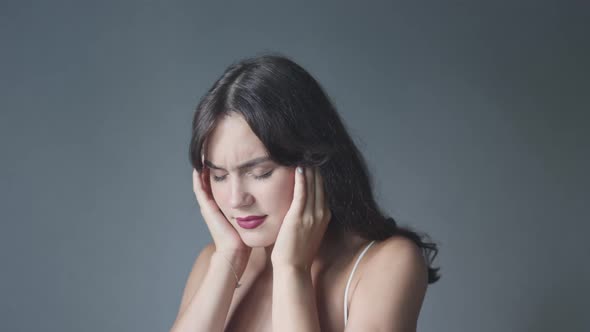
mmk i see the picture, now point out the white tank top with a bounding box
[343,240,377,327]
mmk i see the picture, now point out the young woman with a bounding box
[170,54,440,332]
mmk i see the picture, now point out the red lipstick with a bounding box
[236,215,267,229]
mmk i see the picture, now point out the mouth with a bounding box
[236,215,267,229]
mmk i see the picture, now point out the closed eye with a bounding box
[254,170,273,180]
[211,170,274,182]
[211,175,226,182]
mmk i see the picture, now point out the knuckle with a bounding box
[315,210,324,220]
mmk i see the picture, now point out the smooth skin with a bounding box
[170,115,428,332]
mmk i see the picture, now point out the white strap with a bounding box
[344,240,376,327]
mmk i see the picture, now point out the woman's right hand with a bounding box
[192,167,252,259]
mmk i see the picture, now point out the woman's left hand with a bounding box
[271,166,332,270]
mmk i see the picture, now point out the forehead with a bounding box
[205,113,268,164]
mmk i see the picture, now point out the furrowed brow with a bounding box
[204,156,271,172]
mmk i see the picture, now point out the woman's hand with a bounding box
[271,166,331,270]
[192,167,251,259]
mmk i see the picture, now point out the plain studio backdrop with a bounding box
[1,1,588,331]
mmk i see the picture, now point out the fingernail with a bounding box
[297,166,303,174]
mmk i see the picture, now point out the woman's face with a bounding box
[204,113,296,248]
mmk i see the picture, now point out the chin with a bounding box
[240,231,278,248]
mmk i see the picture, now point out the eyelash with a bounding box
[211,170,274,183]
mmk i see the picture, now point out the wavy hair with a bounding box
[189,54,441,283]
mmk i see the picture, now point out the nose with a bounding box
[229,178,254,209]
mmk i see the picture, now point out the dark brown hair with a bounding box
[189,53,440,283]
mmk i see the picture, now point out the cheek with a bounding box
[210,183,229,207]
[263,171,295,211]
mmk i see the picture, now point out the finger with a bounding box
[192,168,207,205]
[315,168,326,219]
[304,166,315,218]
[292,166,307,216]
[192,169,198,193]
[193,168,214,208]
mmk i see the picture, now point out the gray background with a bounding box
[1,1,588,331]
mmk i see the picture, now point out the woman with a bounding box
[170,54,440,332]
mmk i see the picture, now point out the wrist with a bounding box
[272,263,310,275]
[272,265,313,288]
[211,251,250,275]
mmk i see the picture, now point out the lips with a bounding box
[236,215,267,229]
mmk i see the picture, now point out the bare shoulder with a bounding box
[369,235,427,272]
[174,242,216,321]
[364,235,428,292]
[345,236,428,331]
[195,242,217,265]
[188,242,217,279]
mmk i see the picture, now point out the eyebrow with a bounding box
[204,156,272,172]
